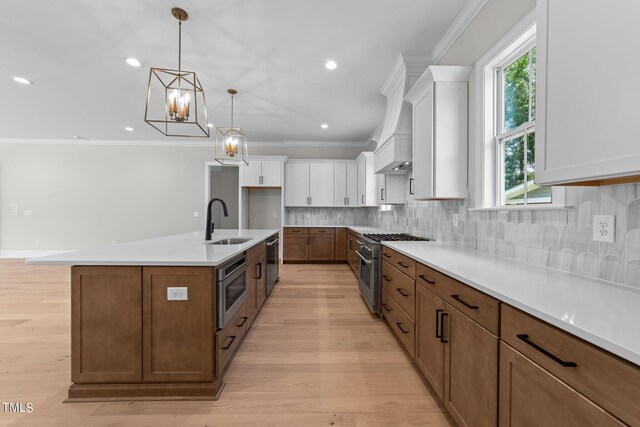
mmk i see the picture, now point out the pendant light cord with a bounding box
[230,94,234,128]
[178,20,182,72]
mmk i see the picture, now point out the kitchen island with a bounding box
[27,229,279,402]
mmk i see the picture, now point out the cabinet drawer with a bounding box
[381,246,415,279]
[284,227,308,235]
[382,260,415,320]
[246,240,266,263]
[416,263,450,298]
[382,289,415,358]
[502,305,640,427]
[440,275,500,335]
[309,227,335,235]
[216,301,248,377]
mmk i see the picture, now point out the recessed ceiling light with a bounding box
[207,123,214,128]
[125,57,141,67]
[124,127,134,132]
[404,162,411,165]
[325,60,337,70]
[12,76,33,85]
[321,123,328,129]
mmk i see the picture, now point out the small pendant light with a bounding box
[144,7,210,138]
[215,89,248,165]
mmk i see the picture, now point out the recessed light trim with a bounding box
[124,127,135,132]
[125,57,141,67]
[12,76,33,85]
[325,60,337,70]
[321,123,329,129]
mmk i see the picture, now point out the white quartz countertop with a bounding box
[283,225,412,236]
[384,240,640,366]
[26,229,279,267]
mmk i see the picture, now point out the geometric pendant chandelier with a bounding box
[144,7,210,138]
[215,89,249,165]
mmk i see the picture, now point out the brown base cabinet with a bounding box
[415,284,445,400]
[283,227,346,262]
[246,242,267,325]
[383,246,640,427]
[347,230,359,274]
[443,304,498,427]
[499,342,624,427]
[142,267,214,383]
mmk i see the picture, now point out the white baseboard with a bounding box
[0,250,72,259]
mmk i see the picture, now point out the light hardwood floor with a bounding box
[0,260,453,426]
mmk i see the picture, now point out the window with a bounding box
[496,46,550,206]
[475,13,564,210]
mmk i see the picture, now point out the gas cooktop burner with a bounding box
[363,233,431,243]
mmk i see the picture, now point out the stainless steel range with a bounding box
[356,233,432,316]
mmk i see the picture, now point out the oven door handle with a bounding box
[266,239,279,246]
[356,251,372,265]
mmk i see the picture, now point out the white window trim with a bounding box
[473,10,568,211]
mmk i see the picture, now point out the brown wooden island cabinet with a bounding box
[380,245,640,427]
[68,236,274,402]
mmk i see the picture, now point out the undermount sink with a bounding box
[205,237,252,245]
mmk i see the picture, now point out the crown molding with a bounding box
[380,52,430,95]
[431,0,489,64]
[0,138,369,149]
[0,138,216,147]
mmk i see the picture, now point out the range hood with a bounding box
[373,53,430,174]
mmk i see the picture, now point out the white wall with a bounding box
[0,141,365,253]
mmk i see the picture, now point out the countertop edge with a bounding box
[383,242,640,367]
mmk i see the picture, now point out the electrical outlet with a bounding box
[593,215,615,243]
[272,211,277,218]
[167,287,188,301]
[453,214,459,227]
[193,211,200,217]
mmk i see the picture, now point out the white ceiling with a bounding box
[1,0,467,143]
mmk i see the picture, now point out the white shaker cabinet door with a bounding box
[285,163,310,207]
[412,87,434,199]
[242,161,263,187]
[334,163,347,207]
[309,163,335,207]
[537,0,640,185]
[261,161,282,187]
[346,163,358,207]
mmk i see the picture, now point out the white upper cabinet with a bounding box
[536,0,640,185]
[334,162,358,207]
[405,66,471,199]
[357,152,378,207]
[376,173,406,205]
[309,163,334,206]
[284,162,335,207]
[284,163,310,207]
[241,159,283,187]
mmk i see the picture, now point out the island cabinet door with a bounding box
[142,267,214,383]
[245,258,258,324]
[256,254,267,309]
[72,266,143,384]
[443,304,498,427]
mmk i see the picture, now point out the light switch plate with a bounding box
[167,287,188,301]
[593,215,615,243]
